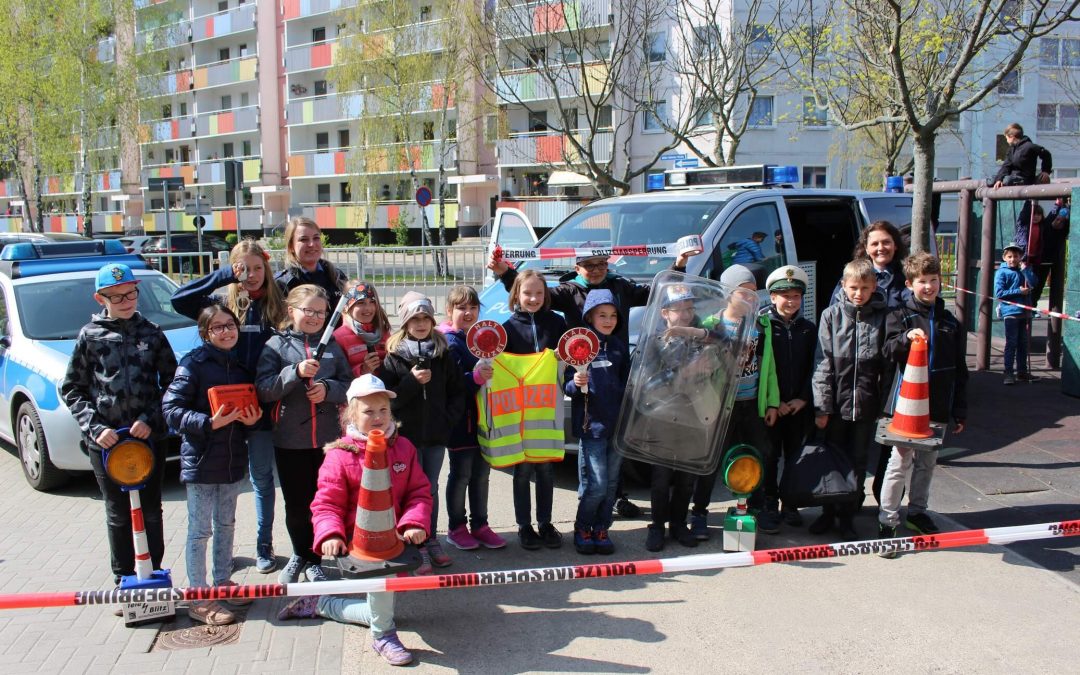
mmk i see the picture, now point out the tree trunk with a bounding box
[910,132,936,254]
[33,166,43,233]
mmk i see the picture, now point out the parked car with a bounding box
[119,235,154,254]
[0,233,49,255]
[0,239,199,490]
[142,232,232,274]
[40,232,92,242]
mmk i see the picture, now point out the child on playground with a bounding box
[995,242,1039,385]
[334,281,391,378]
[162,304,262,626]
[381,292,466,573]
[878,253,967,550]
[567,289,629,555]
[278,374,431,667]
[438,286,506,551]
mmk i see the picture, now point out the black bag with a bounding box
[779,436,859,507]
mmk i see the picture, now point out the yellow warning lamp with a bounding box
[104,436,156,490]
[721,444,763,552]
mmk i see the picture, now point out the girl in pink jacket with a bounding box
[277,374,431,667]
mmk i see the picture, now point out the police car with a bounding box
[0,240,200,490]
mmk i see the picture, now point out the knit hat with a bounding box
[765,265,809,293]
[720,264,757,289]
[582,288,617,321]
[346,373,397,400]
[398,291,435,325]
[661,283,695,308]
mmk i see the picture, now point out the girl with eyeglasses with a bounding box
[162,304,262,626]
[256,284,352,585]
[274,216,347,308]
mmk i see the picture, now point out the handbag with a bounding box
[779,432,859,507]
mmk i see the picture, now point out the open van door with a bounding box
[486,207,538,285]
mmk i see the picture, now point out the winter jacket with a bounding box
[883,292,968,424]
[993,136,1052,185]
[162,344,251,484]
[311,430,432,553]
[502,309,567,355]
[765,305,817,405]
[381,340,466,447]
[274,261,348,309]
[994,264,1038,318]
[812,294,888,421]
[438,322,484,450]
[830,261,907,310]
[333,320,388,378]
[255,329,351,449]
[564,329,629,439]
[731,238,765,264]
[61,312,178,448]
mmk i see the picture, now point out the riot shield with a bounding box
[613,270,759,475]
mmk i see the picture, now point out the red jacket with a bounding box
[311,429,432,554]
[333,322,388,378]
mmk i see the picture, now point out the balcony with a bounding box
[496,198,588,228]
[0,180,17,198]
[137,19,192,53]
[287,141,457,177]
[195,106,259,136]
[142,162,197,186]
[141,116,194,142]
[300,201,459,230]
[138,69,194,97]
[194,56,257,90]
[498,0,613,38]
[142,207,262,233]
[496,61,609,102]
[364,81,455,116]
[192,3,256,42]
[286,93,363,125]
[40,172,120,198]
[282,0,358,21]
[196,158,261,185]
[497,130,612,166]
[285,38,342,73]
[0,216,23,232]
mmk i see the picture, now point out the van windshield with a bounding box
[523,200,725,280]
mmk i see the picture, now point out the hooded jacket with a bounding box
[502,309,567,355]
[438,321,483,450]
[274,261,348,309]
[311,429,432,554]
[994,263,1038,318]
[255,329,351,449]
[812,294,889,421]
[764,305,817,404]
[162,344,251,484]
[62,312,177,448]
[830,260,907,310]
[993,136,1052,185]
[381,337,466,447]
[563,289,629,439]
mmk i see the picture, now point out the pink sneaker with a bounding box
[413,546,434,576]
[470,524,507,549]
[447,525,480,550]
[372,631,414,666]
[426,539,452,567]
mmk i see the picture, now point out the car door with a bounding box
[486,207,539,285]
[0,283,11,439]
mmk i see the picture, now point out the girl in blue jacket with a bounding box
[162,304,262,627]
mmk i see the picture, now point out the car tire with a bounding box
[17,402,67,491]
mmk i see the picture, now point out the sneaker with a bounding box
[574,527,595,554]
[592,529,615,555]
[372,631,414,666]
[538,523,562,548]
[276,595,318,620]
[218,580,253,607]
[279,555,306,584]
[878,524,898,559]
[518,525,542,550]
[670,525,699,548]
[413,546,434,576]
[447,525,480,551]
[470,525,507,549]
[758,500,781,535]
[304,564,328,583]
[645,524,666,552]
[615,496,642,518]
[426,539,452,567]
[1003,373,1016,385]
[689,512,709,540]
[255,544,276,574]
[781,503,803,527]
[905,512,941,535]
[188,600,235,626]
[1017,371,1037,382]
[808,512,835,535]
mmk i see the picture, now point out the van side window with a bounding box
[710,203,785,281]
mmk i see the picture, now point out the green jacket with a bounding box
[703,312,779,418]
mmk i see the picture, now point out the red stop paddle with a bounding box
[557,328,600,394]
[467,321,508,384]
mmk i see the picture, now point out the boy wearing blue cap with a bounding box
[61,264,178,597]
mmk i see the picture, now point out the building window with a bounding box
[1040,38,1080,67]
[998,69,1021,96]
[317,184,331,203]
[218,0,228,11]
[340,181,352,202]
[242,140,252,156]
[643,101,667,132]
[447,118,457,139]
[748,24,772,53]
[314,80,327,97]
[420,5,431,21]
[238,43,249,57]
[316,132,329,150]
[218,47,230,62]
[179,101,187,116]
[221,94,232,110]
[1038,103,1080,132]
[646,31,666,63]
[312,27,326,43]
[937,167,961,182]
[801,96,828,127]
[802,166,827,188]
[162,104,172,119]
[223,142,234,158]
[1055,168,1079,179]
[422,121,435,140]
[598,105,612,129]
[696,103,714,128]
[240,92,249,107]
[165,148,175,163]
[748,96,774,127]
[338,129,350,147]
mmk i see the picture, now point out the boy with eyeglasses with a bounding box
[62,263,177,606]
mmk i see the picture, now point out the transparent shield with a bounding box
[613,270,759,475]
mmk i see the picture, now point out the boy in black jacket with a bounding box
[878,253,967,551]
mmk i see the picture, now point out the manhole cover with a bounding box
[153,611,244,651]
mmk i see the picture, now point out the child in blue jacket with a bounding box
[995,242,1039,384]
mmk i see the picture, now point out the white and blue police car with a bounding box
[0,240,200,490]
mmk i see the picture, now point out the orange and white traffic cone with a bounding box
[886,335,933,439]
[345,429,405,561]
[129,490,153,581]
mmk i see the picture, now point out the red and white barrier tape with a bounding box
[0,520,1075,610]
[945,283,1080,322]
[494,235,702,262]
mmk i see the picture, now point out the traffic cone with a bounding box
[346,429,405,561]
[886,336,933,439]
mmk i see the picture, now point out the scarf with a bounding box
[345,421,397,443]
[394,336,435,363]
[351,318,383,349]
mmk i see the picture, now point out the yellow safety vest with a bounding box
[477,349,565,468]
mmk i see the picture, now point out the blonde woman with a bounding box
[274,216,347,308]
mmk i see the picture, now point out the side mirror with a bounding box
[0,335,10,350]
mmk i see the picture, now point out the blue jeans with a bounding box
[415,445,446,540]
[247,430,276,551]
[446,447,491,531]
[1003,315,1031,374]
[575,437,620,531]
[185,480,244,586]
[317,592,395,637]
[513,462,555,527]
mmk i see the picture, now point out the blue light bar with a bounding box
[1,243,38,261]
[103,239,127,255]
[765,165,799,185]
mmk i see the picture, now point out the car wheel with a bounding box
[17,402,67,491]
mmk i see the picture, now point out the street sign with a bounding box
[147,177,185,192]
[661,152,686,161]
[674,158,700,168]
[184,202,212,216]
[415,186,432,207]
[193,215,207,229]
